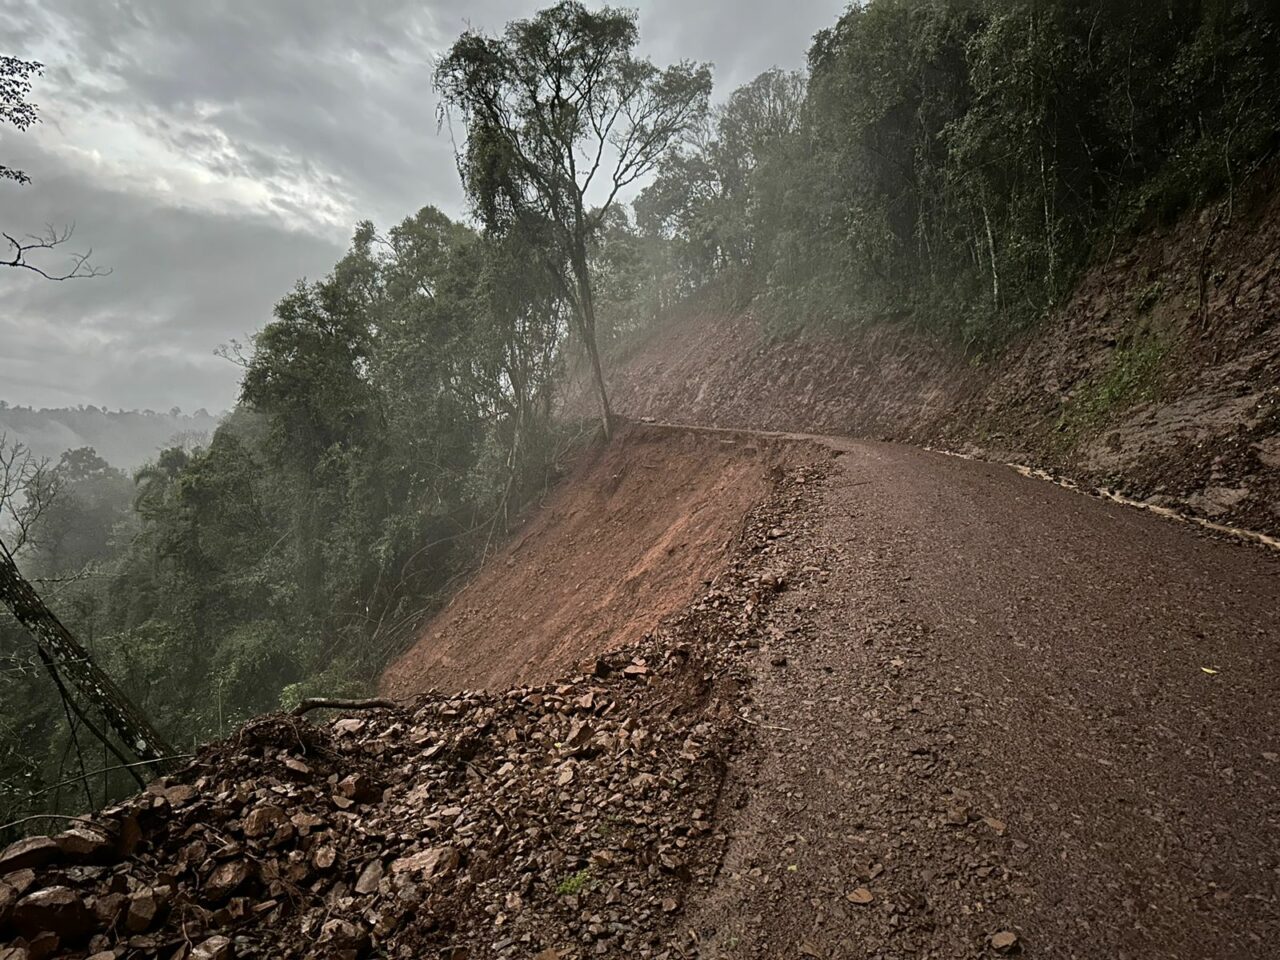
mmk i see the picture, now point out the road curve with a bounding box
[682,430,1280,960]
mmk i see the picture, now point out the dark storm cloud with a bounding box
[0,139,345,410]
[0,0,843,412]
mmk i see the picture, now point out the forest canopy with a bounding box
[640,0,1280,345]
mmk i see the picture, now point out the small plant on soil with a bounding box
[555,867,594,896]
[1055,328,1171,446]
[1133,280,1163,314]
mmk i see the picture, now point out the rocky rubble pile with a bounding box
[0,456,825,960]
[0,651,730,960]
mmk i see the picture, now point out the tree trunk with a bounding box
[981,201,1001,309]
[572,254,613,440]
[0,537,176,772]
[583,328,613,441]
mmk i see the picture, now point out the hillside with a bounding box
[4,422,1277,959]
[4,2,1280,959]
[7,172,1280,959]
[0,405,220,470]
[0,426,828,959]
[383,422,801,693]
[593,166,1280,541]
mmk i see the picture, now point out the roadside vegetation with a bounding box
[641,0,1280,350]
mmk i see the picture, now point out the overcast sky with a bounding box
[0,1,844,413]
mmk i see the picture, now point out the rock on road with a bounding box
[690,433,1280,960]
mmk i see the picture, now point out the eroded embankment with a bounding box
[382,421,803,694]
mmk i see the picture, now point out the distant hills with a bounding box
[0,402,222,470]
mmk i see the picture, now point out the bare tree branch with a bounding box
[289,697,399,717]
[214,339,252,369]
[0,434,62,553]
[1,223,111,281]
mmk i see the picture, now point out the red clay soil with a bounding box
[381,421,798,694]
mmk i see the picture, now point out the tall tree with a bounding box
[638,68,807,286]
[436,1,711,438]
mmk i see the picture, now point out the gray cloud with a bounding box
[0,0,842,413]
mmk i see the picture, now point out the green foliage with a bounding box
[640,0,1280,349]
[1060,332,1171,438]
[637,68,806,296]
[436,1,712,429]
[555,867,593,896]
[1,206,574,827]
[1,54,42,184]
[25,448,135,572]
[1133,282,1164,316]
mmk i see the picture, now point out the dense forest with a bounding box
[641,0,1279,344]
[3,0,1278,828]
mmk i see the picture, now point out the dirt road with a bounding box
[688,432,1280,959]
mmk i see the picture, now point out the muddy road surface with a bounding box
[690,432,1279,959]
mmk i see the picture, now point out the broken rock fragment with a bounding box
[125,886,166,932]
[354,859,384,895]
[391,845,461,882]
[204,860,253,902]
[0,837,59,875]
[10,885,94,942]
[311,844,338,871]
[242,804,289,838]
[90,891,126,928]
[991,930,1020,953]
[51,827,115,864]
[337,773,384,805]
[316,918,369,959]
[192,935,235,960]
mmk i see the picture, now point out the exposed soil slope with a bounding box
[383,422,799,693]
[592,171,1280,539]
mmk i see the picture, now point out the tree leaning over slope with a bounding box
[0,439,174,778]
[436,1,711,438]
[0,538,177,774]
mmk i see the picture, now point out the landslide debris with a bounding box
[385,422,793,693]
[0,454,828,960]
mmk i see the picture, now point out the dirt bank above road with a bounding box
[585,169,1280,541]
